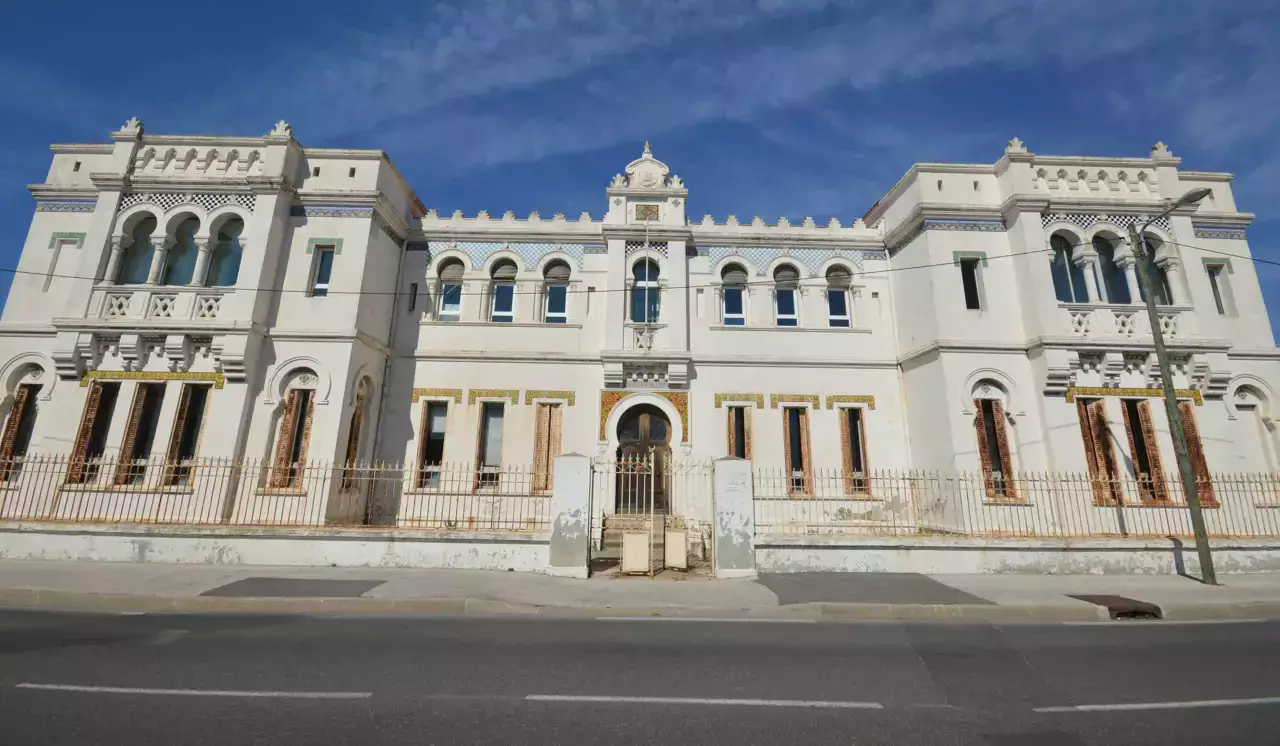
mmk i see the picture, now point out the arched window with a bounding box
[1049,234,1089,303]
[1138,235,1175,306]
[436,259,465,322]
[269,369,318,488]
[825,265,852,327]
[720,263,747,326]
[489,259,518,322]
[163,217,199,286]
[207,218,244,287]
[1235,387,1278,473]
[542,260,571,324]
[118,217,157,285]
[1092,236,1131,304]
[773,264,799,326]
[631,260,660,323]
[972,380,1016,500]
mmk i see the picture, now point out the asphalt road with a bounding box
[2,609,1280,745]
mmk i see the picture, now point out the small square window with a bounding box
[73,161,81,172]
[348,167,356,177]
[312,166,321,177]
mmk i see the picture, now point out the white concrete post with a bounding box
[713,456,757,579]
[547,453,591,578]
[190,236,215,287]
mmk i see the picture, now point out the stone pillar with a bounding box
[1163,261,1188,305]
[547,453,591,578]
[145,236,175,285]
[101,235,128,286]
[1077,257,1100,303]
[713,456,757,579]
[1121,261,1142,304]
[190,236,215,287]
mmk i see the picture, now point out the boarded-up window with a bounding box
[68,382,120,484]
[0,384,41,481]
[974,398,1017,500]
[839,407,870,495]
[1122,399,1169,503]
[1077,398,1122,505]
[163,384,210,486]
[782,407,812,496]
[532,402,563,492]
[270,389,315,488]
[727,406,751,459]
[1179,400,1216,507]
[340,391,367,489]
[114,383,165,485]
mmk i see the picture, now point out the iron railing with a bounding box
[0,454,550,532]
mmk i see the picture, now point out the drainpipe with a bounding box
[367,223,408,521]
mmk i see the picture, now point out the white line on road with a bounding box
[527,694,882,708]
[15,683,372,699]
[1035,696,1280,713]
[1061,618,1269,626]
[594,617,815,623]
[148,629,189,646]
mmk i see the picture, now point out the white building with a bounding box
[0,118,1276,533]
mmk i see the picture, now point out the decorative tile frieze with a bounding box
[469,388,519,404]
[825,395,877,410]
[36,201,96,213]
[119,192,255,213]
[657,391,690,443]
[699,246,882,276]
[714,393,764,409]
[889,218,1007,253]
[598,390,690,443]
[525,390,576,406]
[425,241,592,269]
[1041,212,1171,234]
[1064,386,1203,405]
[80,370,225,389]
[769,394,820,409]
[410,388,462,403]
[290,204,373,218]
[1193,224,1248,240]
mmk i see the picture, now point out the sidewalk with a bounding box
[3,559,1280,621]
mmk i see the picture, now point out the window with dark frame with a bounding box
[311,247,335,297]
[417,402,448,488]
[1206,263,1230,315]
[0,383,41,481]
[974,397,1016,499]
[960,258,982,310]
[115,383,166,485]
[783,406,810,495]
[727,406,749,459]
[476,402,505,487]
[69,382,121,483]
[163,384,210,486]
[1076,398,1122,505]
[841,407,869,494]
[270,388,315,489]
[1121,398,1169,503]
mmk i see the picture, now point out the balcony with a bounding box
[91,286,233,323]
[1060,303,1196,341]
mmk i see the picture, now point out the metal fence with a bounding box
[753,467,1280,539]
[588,454,715,565]
[0,454,550,532]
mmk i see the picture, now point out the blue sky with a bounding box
[1,0,1278,327]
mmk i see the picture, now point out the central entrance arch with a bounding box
[616,404,672,512]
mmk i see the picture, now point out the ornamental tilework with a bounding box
[825,395,877,410]
[1041,212,1171,234]
[525,390,576,406]
[714,393,764,409]
[699,246,881,276]
[80,370,226,389]
[119,192,256,213]
[36,201,96,213]
[1063,386,1203,405]
[770,394,820,409]
[411,388,462,403]
[290,205,373,218]
[1193,225,1248,240]
[469,388,519,405]
[598,391,690,443]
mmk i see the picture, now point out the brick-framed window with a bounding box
[726,406,751,459]
[1076,398,1122,505]
[163,384,210,486]
[68,382,121,484]
[1179,400,1216,507]
[113,383,166,485]
[974,398,1017,500]
[0,383,41,481]
[782,406,812,496]
[269,387,316,489]
[838,406,870,495]
[1121,398,1169,503]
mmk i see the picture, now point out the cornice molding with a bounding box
[49,143,114,155]
[28,184,97,201]
[602,225,693,242]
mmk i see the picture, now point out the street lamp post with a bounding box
[1128,187,1217,585]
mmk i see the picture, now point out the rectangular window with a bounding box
[114,383,166,485]
[974,398,1016,500]
[0,383,41,481]
[475,402,505,487]
[490,283,515,322]
[1076,398,1121,505]
[439,283,462,321]
[960,259,982,310]
[163,384,210,486]
[726,406,750,459]
[782,407,811,495]
[1206,264,1231,315]
[840,408,869,494]
[270,389,315,488]
[416,402,448,488]
[69,382,120,484]
[827,289,850,327]
[1121,399,1169,503]
[532,402,563,492]
[545,285,568,323]
[408,282,418,313]
[775,289,798,326]
[1178,400,1216,506]
[311,247,335,297]
[722,287,745,326]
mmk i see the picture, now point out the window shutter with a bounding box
[0,384,32,468]
[341,392,366,488]
[782,409,795,495]
[492,260,518,281]
[1137,401,1170,502]
[163,385,195,485]
[722,265,748,285]
[1079,399,1121,505]
[727,408,738,459]
[270,390,301,488]
[113,385,151,485]
[547,404,563,491]
[1091,400,1123,504]
[544,261,571,282]
[973,399,996,496]
[991,400,1017,500]
[1077,400,1103,502]
[839,409,855,495]
[69,383,105,483]
[439,260,465,282]
[533,403,551,492]
[1179,400,1215,506]
[798,408,813,496]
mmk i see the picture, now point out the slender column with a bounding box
[190,236,215,287]
[1076,257,1100,303]
[1120,260,1142,304]
[101,235,128,286]
[145,236,175,285]
[1162,260,1188,305]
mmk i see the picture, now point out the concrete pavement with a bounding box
[6,559,1280,620]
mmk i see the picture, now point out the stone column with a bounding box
[190,235,215,287]
[547,453,591,578]
[1162,260,1188,305]
[1076,257,1100,303]
[101,235,128,286]
[1120,260,1142,304]
[145,236,175,285]
[713,456,757,579]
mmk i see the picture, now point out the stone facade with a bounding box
[1,120,1277,528]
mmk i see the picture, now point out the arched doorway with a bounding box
[616,404,672,513]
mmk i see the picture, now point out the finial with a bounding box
[643,141,652,157]
[268,120,293,138]
[118,116,143,135]
[1005,136,1026,154]
[1151,141,1173,158]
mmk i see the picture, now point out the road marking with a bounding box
[15,683,371,699]
[148,629,189,646]
[594,617,815,624]
[1061,618,1269,626]
[527,694,882,708]
[1035,696,1280,713]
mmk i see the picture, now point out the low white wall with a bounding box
[0,523,548,572]
[755,535,1280,575]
